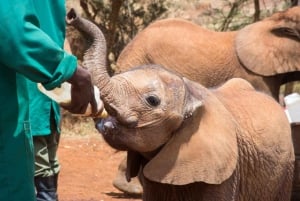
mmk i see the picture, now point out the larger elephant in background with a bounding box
[116,6,300,101]
[67,10,295,201]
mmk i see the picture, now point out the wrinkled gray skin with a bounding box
[67,9,295,201]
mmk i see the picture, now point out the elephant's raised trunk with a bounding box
[66,8,115,105]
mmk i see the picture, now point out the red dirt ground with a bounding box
[57,134,142,201]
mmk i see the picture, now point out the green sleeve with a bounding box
[0,1,77,90]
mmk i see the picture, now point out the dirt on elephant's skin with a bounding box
[57,134,142,201]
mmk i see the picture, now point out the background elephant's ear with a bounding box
[143,78,238,185]
[235,8,300,76]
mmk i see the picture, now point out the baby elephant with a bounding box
[66,9,294,201]
[96,66,294,201]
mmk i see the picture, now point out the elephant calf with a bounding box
[96,66,295,201]
[67,9,295,201]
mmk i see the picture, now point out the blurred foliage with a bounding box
[70,0,168,72]
[173,0,291,31]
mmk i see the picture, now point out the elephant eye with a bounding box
[145,95,161,107]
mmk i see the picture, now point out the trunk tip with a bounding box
[66,8,78,25]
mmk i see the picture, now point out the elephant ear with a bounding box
[143,78,238,185]
[235,8,300,76]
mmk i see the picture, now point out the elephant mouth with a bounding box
[96,116,119,135]
[95,116,129,150]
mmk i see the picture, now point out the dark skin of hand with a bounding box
[62,66,98,116]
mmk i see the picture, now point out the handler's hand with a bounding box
[62,66,98,115]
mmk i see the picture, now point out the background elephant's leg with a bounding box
[113,156,143,195]
[291,125,300,201]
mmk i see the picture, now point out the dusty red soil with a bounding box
[57,134,142,201]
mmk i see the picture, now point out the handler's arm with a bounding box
[0,1,77,90]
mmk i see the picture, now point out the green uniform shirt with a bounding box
[0,1,77,200]
[29,0,69,135]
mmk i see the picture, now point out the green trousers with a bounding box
[33,131,60,177]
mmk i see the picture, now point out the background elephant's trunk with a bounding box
[66,8,116,105]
